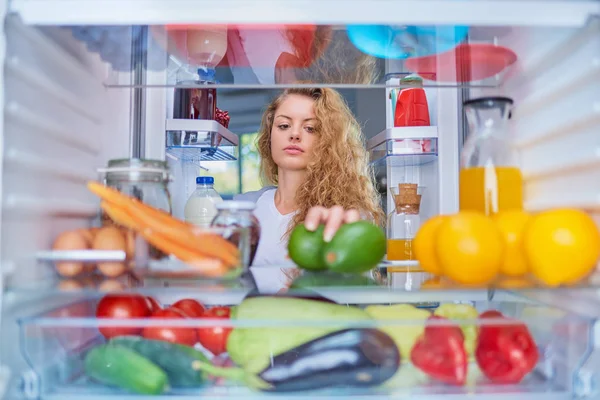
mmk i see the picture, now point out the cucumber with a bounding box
[84,344,168,395]
[109,336,209,387]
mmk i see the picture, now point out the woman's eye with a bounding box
[305,126,315,133]
[278,124,289,130]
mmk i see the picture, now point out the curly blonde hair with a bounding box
[257,88,384,236]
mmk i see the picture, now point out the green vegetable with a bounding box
[323,221,386,273]
[290,270,378,288]
[109,336,209,387]
[84,344,168,395]
[288,224,327,271]
[434,303,479,357]
[364,304,431,359]
[227,297,372,373]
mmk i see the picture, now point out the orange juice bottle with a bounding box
[460,97,523,214]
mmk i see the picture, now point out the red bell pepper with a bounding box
[410,315,468,386]
[475,310,539,384]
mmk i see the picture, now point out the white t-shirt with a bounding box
[252,188,295,267]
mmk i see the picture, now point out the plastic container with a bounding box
[184,176,223,228]
[394,75,430,127]
[460,97,523,214]
[211,201,261,268]
[151,24,228,68]
[17,294,591,398]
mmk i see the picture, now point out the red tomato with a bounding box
[146,296,162,313]
[171,299,205,318]
[96,294,152,339]
[197,306,232,356]
[142,308,197,346]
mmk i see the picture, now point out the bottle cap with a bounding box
[394,183,422,215]
[216,201,256,211]
[197,176,214,185]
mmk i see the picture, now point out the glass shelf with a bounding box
[7,259,600,306]
[369,127,438,167]
[35,23,533,88]
[165,119,238,163]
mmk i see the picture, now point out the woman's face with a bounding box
[270,94,317,172]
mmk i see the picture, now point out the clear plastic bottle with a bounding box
[184,176,223,227]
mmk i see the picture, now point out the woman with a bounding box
[236,88,384,268]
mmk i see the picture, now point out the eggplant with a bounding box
[258,328,400,392]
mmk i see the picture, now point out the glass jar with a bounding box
[460,96,523,214]
[211,201,261,269]
[386,183,422,262]
[100,158,172,260]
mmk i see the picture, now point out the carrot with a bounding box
[101,202,140,231]
[125,204,239,265]
[138,229,230,278]
[89,182,189,229]
[90,181,239,265]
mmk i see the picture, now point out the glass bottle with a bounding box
[386,183,422,261]
[460,96,523,215]
[211,201,261,269]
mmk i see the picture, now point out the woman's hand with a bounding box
[304,206,361,242]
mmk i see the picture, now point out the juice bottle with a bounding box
[460,97,523,214]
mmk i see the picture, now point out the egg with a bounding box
[52,230,90,277]
[98,279,126,292]
[93,227,128,278]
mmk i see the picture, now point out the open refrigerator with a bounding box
[1,0,600,399]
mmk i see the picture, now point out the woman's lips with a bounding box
[284,146,304,155]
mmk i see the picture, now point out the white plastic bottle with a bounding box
[184,176,223,227]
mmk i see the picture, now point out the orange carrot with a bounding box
[89,181,189,229]
[125,204,239,264]
[138,229,230,278]
[90,181,239,265]
[102,201,238,271]
[101,202,140,231]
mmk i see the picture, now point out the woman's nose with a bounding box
[289,128,301,141]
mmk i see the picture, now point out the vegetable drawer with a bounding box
[16,292,597,399]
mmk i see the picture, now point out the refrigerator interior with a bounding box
[1,1,600,399]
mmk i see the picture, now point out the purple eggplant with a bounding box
[258,328,400,392]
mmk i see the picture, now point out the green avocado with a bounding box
[288,224,327,271]
[323,221,386,273]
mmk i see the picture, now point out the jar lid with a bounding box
[100,158,171,182]
[216,201,256,211]
[197,176,214,185]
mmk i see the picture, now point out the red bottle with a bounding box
[394,75,430,127]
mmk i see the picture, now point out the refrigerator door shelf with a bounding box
[165,119,239,163]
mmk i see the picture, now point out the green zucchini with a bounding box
[109,336,209,387]
[84,344,168,395]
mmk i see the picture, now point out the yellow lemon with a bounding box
[413,215,447,275]
[523,208,600,286]
[492,210,532,277]
[436,211,503,285]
